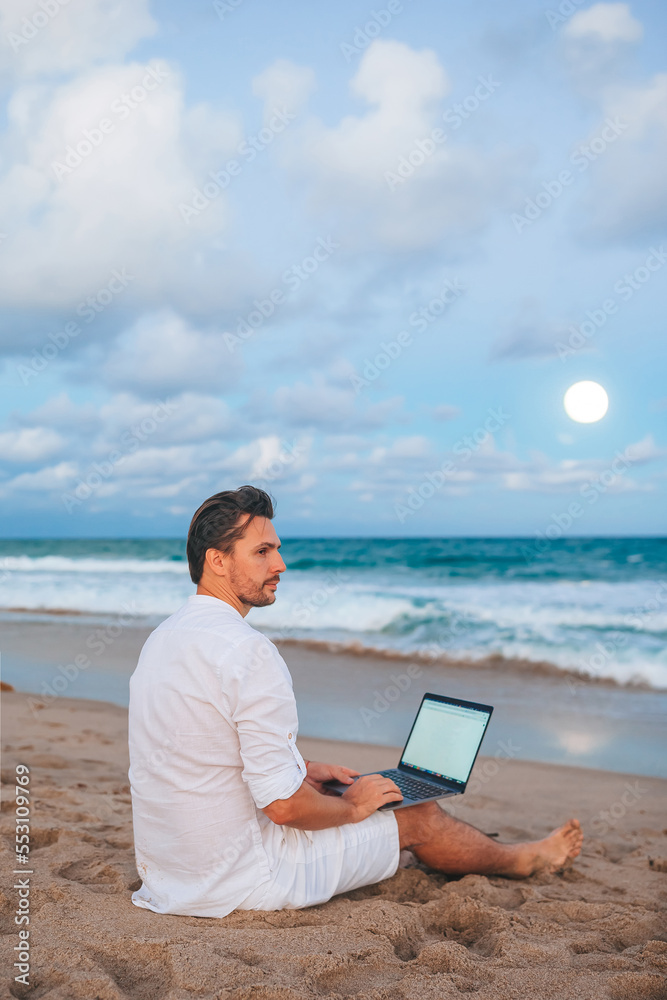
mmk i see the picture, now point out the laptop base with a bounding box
[322,772,460,811]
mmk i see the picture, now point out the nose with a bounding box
[275,554,286,574]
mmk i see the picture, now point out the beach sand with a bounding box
[1,688,666,1000]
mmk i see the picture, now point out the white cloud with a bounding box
[0,460,77,494]
[101,310,242,395]
[23,393,100,431]
[274,374,405,430]
[431,404,461,420]
[224,434,312,481]
[0,426,64,462]
[93,391,232,448]
[252,59,316,120]
[564,3,643,43]
[369,435,430,463]
[574,71,667,240]
[277,40,516,250]
[501,436,665,493]
[0,60,244,318]
[625,433,666,463]
[0,0,157,80]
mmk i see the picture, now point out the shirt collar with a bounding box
[187,594,246,621]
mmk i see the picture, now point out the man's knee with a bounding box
[396,800,443,849]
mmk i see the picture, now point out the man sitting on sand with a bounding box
[128,486,583,917]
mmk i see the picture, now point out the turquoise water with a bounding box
[1,537,666,688]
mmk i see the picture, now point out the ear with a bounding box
[204,547,227,578]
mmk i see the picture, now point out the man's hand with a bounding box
[340,773,403,821]
[262,770,402,830]
[304,760,359,793]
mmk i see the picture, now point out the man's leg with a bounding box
[395,801,583,878]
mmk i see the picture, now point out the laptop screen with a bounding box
[400,696,492,786]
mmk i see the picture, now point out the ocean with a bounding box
[1,536,666,690]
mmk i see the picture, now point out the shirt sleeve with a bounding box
[225,633,306,810]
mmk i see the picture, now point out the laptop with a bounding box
[323,692,493,810]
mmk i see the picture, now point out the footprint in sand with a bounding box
[58,857,126,893]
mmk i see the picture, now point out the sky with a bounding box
[0,0,665,538]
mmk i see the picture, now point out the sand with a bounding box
[1,689,666,999]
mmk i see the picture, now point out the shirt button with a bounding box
[288,732,293,739]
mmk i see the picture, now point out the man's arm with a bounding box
[262,773,403,830]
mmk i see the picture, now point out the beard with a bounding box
[229,560,277,608]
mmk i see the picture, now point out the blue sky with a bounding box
[0,0,665,537]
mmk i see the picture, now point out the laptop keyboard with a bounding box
[378,770,444,800]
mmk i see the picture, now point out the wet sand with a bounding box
[1,615,666,776]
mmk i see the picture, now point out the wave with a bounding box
[1,539,666,689]
[0,555,188,574]
[271,636,662,689]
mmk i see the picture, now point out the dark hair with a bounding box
[186,485,275,584]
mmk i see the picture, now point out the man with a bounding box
[128,486,583,917]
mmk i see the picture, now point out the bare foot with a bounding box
[510,819,584,877]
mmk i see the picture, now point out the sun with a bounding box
[563,381,609,423]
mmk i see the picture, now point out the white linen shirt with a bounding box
[128,594,307,918]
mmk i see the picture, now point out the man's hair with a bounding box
[186,485,275,584]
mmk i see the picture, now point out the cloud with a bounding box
[100,310,242,395]
[274,374,405,430]
[252,59,316,119]
[0,59,245,323]
[0,426,64,463]
[431,404,461,421]
[564,3,643,44]
[0,460,77,495]
[224,434,313,484]
[574,72,667,241]
[22,393,100,432]
[369,435,431,462]
[490,301,574,362]
[276,40,517,251]
[501,434,666,493]
[0,0,157,80]
[94,392,232,447]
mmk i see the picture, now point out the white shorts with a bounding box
[236,809,401,911]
